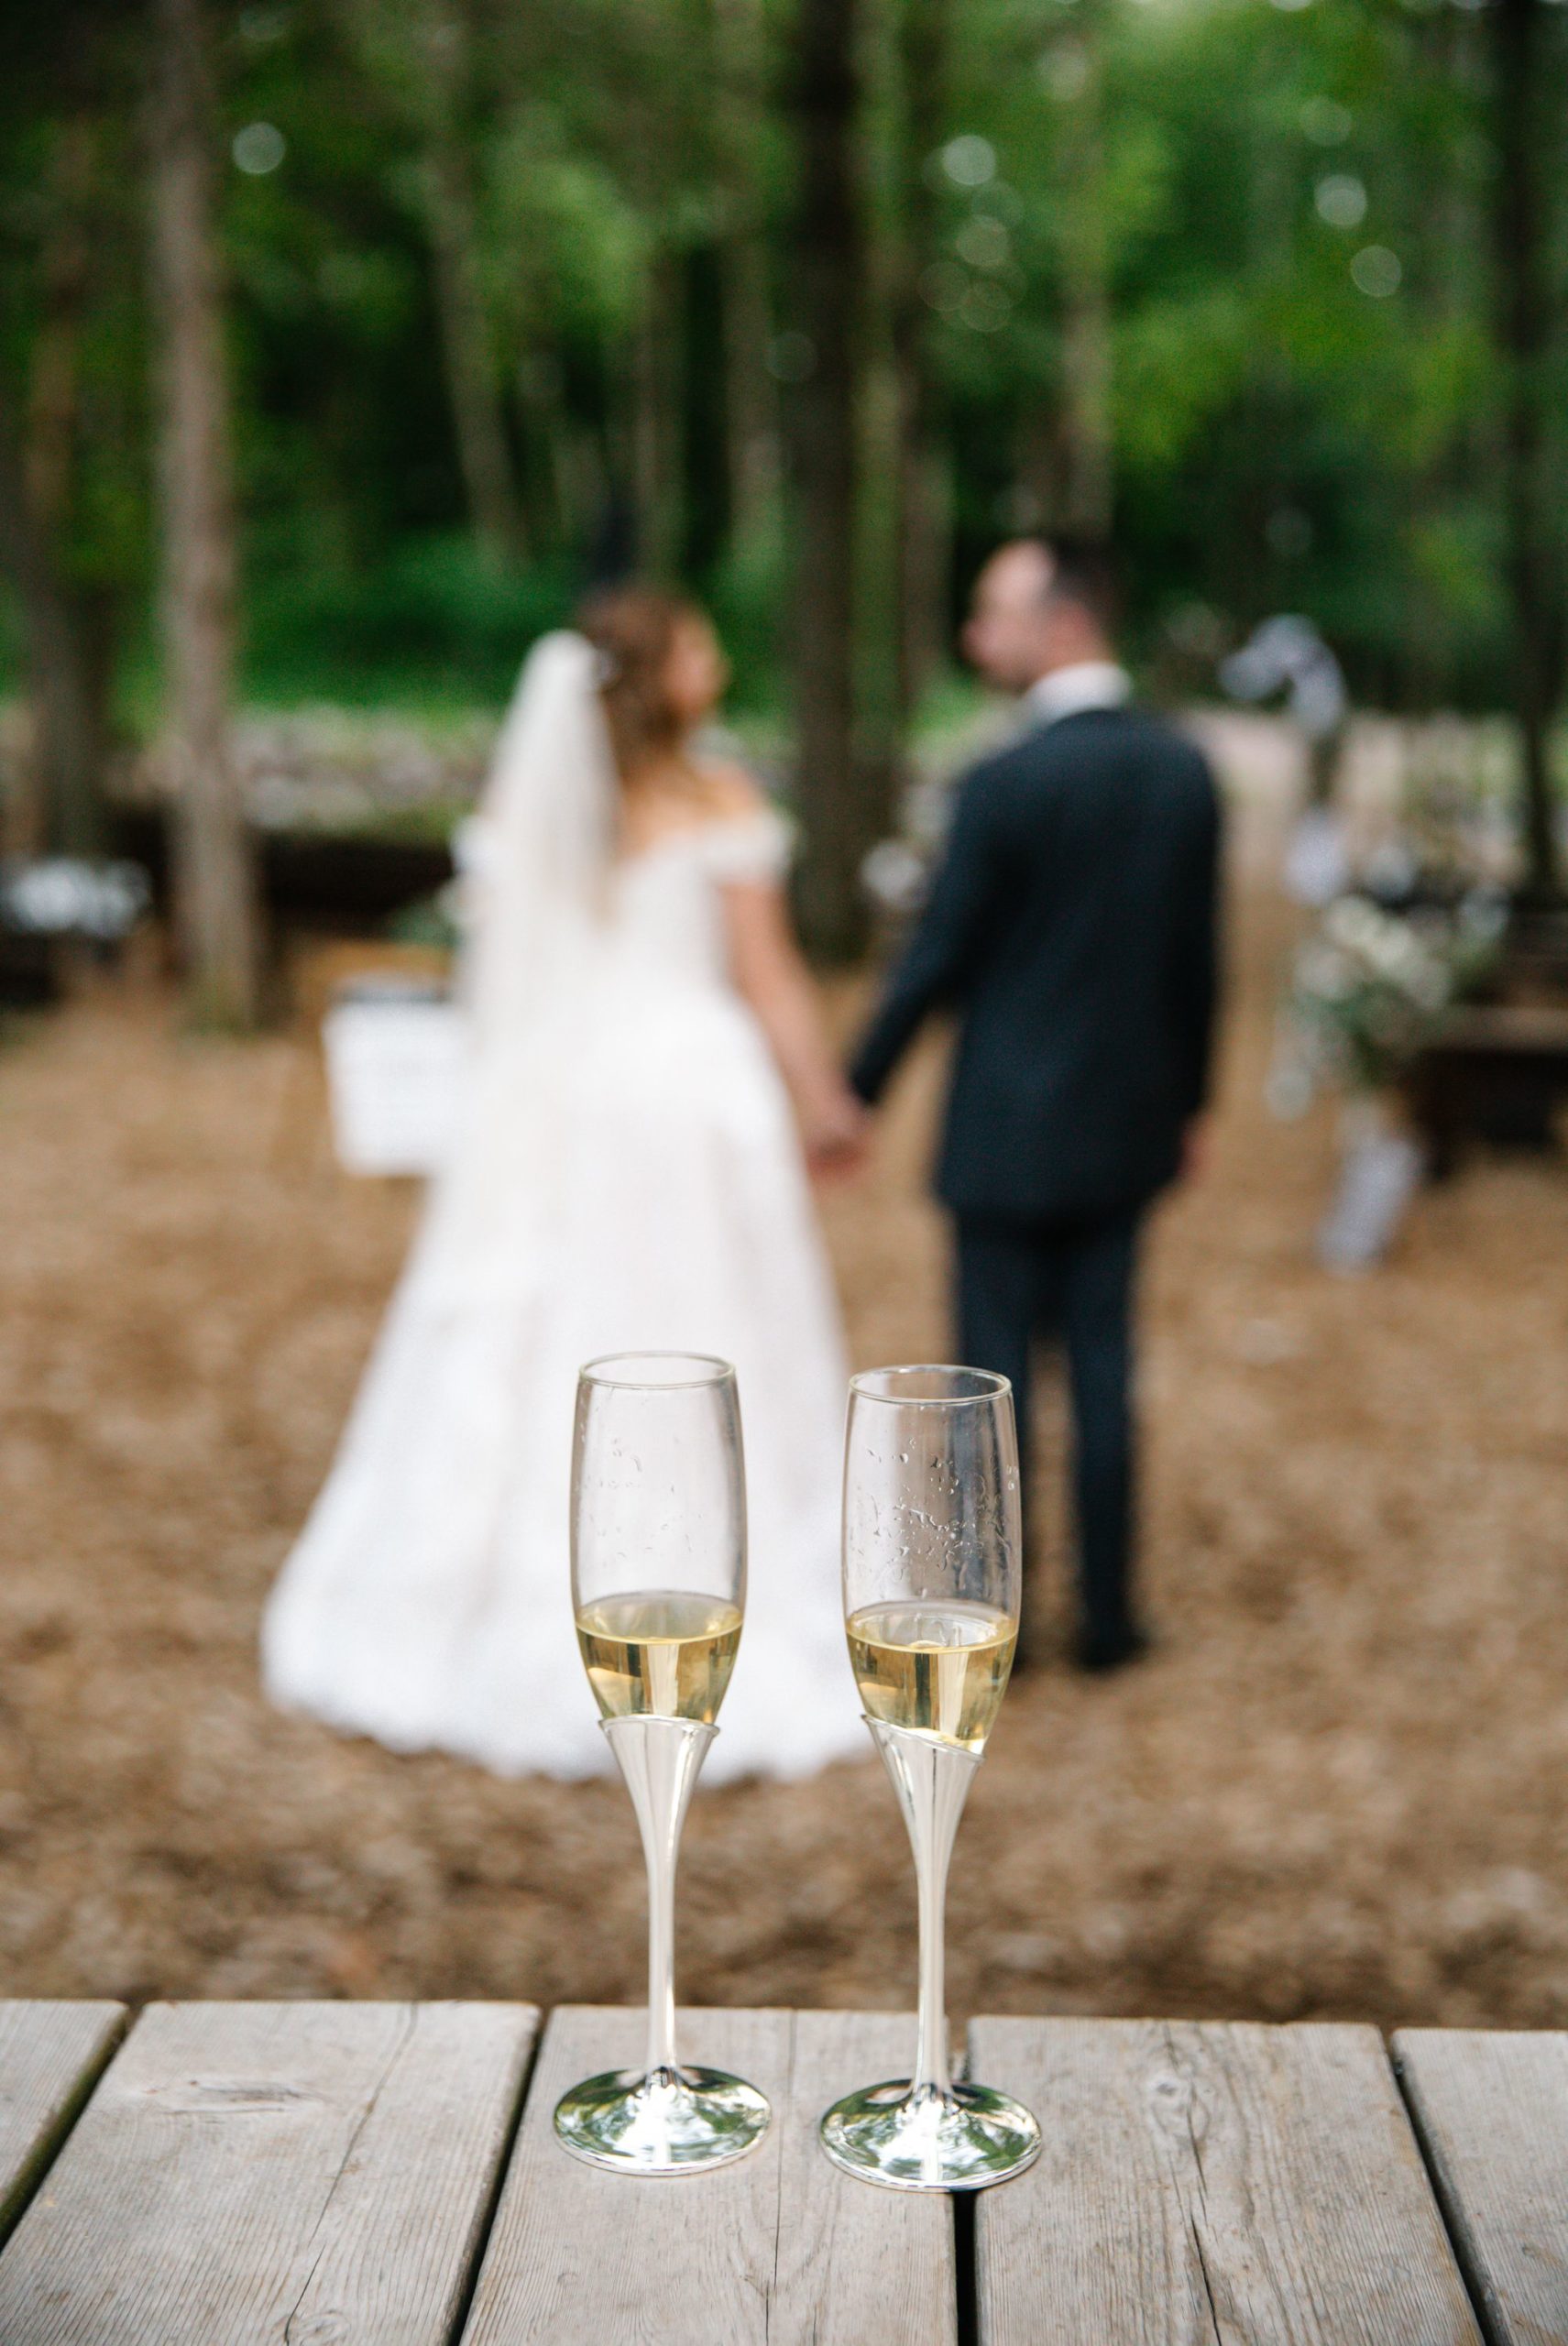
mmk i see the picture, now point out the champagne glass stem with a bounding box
[600,1713,717,2088]
[556,1716,772,2175]
[912,1809,953,2099]
[864,1717,981,2107]
[644,1809,678,2083]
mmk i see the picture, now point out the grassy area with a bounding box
[2,537,805,733]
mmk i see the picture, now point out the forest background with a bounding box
[1,0,1564,981]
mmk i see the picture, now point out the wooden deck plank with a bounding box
[460,2005,956,2345]
[1396,2028,1568,2345]
[0,1999,538,2346]
[772,2010,959,2346]
[0,2001,125,2245]
[969,2017,1482,2345]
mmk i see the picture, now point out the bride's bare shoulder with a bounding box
[692,758,770,821]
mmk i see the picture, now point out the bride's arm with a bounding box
[723,879,869,1175]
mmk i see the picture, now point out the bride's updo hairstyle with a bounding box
[578,586,701,784]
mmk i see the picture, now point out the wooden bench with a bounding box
[1408,1002,1568,1172]
[0,2000,1562,2341]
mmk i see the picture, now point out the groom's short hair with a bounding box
[1027,532,1120,631]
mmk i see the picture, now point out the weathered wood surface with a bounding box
[771,2008,958,2346]
[969,2017,1483,2345]
[460,2005,956,2345]
[1397,2027,1568,2345]
[0,2001,124,2244]
[0,1999,537,2346]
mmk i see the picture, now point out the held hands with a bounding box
[1179,1113,1213,1184]
[803,1085,872,1181]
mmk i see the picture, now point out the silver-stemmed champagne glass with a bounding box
[819,1365,1043,2190]
[554,1351,772,2174]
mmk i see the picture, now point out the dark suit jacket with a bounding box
[850,703,1222,1223]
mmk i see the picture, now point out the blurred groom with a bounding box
[850,537,1222,1673]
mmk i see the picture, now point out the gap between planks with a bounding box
[968,2015,1484,2346]
[0,2000,539,2346]
[1396,2027,1568,2346]
[0,2001,126,2249]
[458,2004,959,2346]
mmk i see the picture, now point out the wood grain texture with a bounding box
[0,2001,124,2244]
[1396,2027,1568,2345]
[969,2017,1482,2345]
[460,2005,956,2345]
[772,2009,958,2346]
[0,1999,538,2346]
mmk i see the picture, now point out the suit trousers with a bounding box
[954,1206,1142,1655]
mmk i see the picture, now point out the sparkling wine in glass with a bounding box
[820,1365,1042,2190]
[554,1352,771,2175]
[576,1590,742,1725]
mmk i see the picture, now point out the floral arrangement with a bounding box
[1269,890,1505,1110]
[0,858,150,943]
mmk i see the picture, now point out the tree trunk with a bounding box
[518,351,580,553]
[150,0,261,1029]
[720,230,780,546]
[423,127,522,565]
[891,0,948,723]
[1491,0,1562,899]
[713,0,781,544]
[786,0,869,963]
[27,118,93,537]
[632,253,684,578]
[0,381,104,860]
[5,115,109,859]
[1053,17,1113,538]
[334,0,521,563]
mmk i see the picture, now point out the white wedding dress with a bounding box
[263,634,863,1782]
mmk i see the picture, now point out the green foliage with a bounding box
[243,534,576,707]
[707,525,790,718]
[0,0,1565,726]
[919,0,1567,703]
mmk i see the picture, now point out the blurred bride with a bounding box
[263,592,869,1781]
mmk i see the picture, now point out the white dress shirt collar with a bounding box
[1025,660,1132,728]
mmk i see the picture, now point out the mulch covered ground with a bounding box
[1,879,1565,2032]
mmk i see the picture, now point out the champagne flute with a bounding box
[819,1365,1043,2190]
[554,1351,772,2175]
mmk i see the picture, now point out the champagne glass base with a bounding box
[819,2078,1042,2192]
[554,2065,772,2176]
